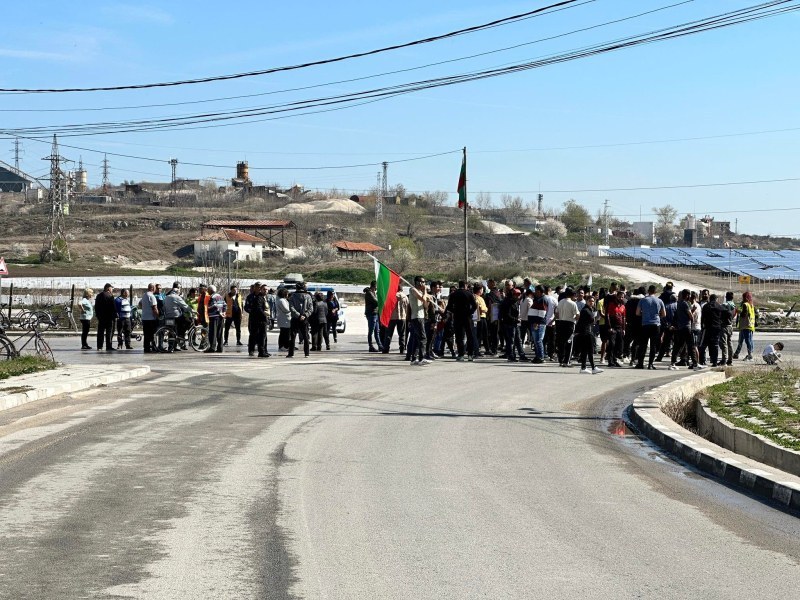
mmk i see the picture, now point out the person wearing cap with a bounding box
[288,281,313,357]
[204,285,226,353]
[79,288,94,350]
[95,283,117,352]
[164,283,191,349]
[115,288,134,350]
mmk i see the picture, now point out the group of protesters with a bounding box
[78,280,342,359]
[367,277,778,370]
[76,276,781,369]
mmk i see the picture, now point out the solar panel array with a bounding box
[605,247,800,282]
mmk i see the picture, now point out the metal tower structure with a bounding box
[169,158,178,206]
[12,138,22,171]
[41,135,71,262]
[377,161,388,221]
[101,154,110,194]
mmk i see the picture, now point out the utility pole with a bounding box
[12,138,22,172]
[376,161,387,221]
[169,158,178,206]
[603,199,610,246]
[41,134,71,263]
[101,154,110,194]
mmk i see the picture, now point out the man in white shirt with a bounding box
[140,283,159,353]
[555,288,580,367]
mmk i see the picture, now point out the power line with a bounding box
[7,133,461,170]
[459,176,800,194]
[2,1,795,138]
[303,175,800,198]
[0,0,586,94]
[6,122,796,161]
[0,0,682,114]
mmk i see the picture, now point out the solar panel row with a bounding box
[606,247,800,282]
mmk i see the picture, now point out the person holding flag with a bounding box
[373,257,430,366]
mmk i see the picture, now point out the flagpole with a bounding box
[463,146,468,281]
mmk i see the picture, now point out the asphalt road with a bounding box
[0,327,798,599]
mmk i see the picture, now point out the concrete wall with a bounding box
[696,398,800,478]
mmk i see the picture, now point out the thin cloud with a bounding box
[102,4,174,25]
[0,48,79,62]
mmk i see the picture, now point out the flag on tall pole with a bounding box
[373,257,401,328]
[457,151,467,210]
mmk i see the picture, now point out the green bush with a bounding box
[166,263,195,276]
[391,237,420,257]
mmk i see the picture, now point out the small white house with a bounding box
[194,228,270,263]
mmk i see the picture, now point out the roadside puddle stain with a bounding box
[608,419,633,436]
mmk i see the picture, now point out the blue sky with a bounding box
[1,0,798,236]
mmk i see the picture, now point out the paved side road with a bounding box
[0,363,149,411]
[0,335,798,599]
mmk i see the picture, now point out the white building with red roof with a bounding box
[194,228,273,263]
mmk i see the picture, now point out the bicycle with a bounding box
[29,302,78,332]
[0,326,55,362]
[0,302,37,331]
[154,317,208,353]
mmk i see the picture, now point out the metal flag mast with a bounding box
[463,147,468,281]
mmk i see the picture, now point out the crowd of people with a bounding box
[78,280,342,359]
[75,277,783,370]
[367,278,782,372]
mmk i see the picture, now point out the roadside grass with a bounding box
[0,356,57,381]
[702,367,800,451]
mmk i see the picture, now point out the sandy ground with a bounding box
[602,264,723,295]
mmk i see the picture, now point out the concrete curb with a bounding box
[0,365,151,412]
[629,371,800,512]
[695,399,800,478]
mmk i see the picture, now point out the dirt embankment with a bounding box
[419,232,562,262]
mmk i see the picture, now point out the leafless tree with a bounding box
[500,194,526,224]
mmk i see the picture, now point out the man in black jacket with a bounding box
[288,282,313,358]
[248,284,271,358]
[446,280,477,362]
[94,283,117,351]
[700,294,723,366]
[364,280,382,352]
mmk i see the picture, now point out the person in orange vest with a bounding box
[224,284,244,346]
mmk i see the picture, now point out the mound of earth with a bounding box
[419,232,557,262]
[481,220,527,235]
[272,198,366,215]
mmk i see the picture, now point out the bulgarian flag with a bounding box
[374,258,401,328]
[457,151,467,210]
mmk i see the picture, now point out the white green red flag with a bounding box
[457,153,467,210]
[374,258,401,328]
